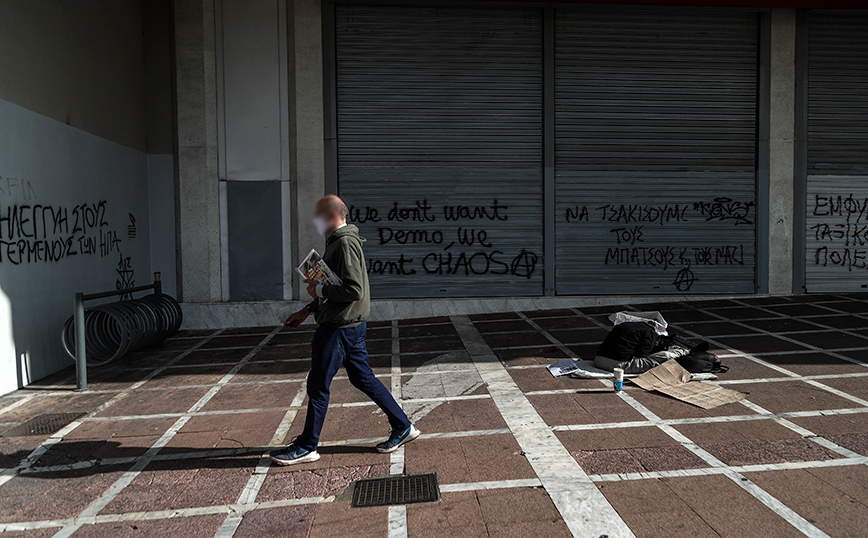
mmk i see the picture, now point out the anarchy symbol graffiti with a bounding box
[672,267,696,291]
[510,249,538,279]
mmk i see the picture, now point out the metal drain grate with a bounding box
[2,413,85,437]
[352,473,440,507]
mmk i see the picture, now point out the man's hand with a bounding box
[304,279,319,299]
[284,308,309,329]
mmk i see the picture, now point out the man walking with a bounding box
[270,195,420,465]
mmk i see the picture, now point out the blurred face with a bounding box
[313,202,342,235]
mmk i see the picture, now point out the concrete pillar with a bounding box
[768,8,797,295]
[288,0,326,300]
[173,0,223,302]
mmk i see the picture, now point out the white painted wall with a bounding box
[0,99,152,393]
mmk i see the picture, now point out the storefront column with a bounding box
[173,0,223,302]
[289,0,326,301]
[768,8,797,295]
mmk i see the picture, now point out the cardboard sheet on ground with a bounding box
[631,360,746,409]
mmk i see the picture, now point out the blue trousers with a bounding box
[296,321,410,451]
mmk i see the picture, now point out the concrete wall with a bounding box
[0,0,176,393]
[0,1,148,152]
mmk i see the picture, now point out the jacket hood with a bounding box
[330,223,366,244]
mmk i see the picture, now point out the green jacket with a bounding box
[307,224,370,328]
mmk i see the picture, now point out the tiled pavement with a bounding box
[1,295,868,537]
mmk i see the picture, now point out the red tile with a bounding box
[400,335,464,353]
[746,468,868,537]
[270,331,317,346]
[309,501,387,538]
[476,486,567,527]
[37,435,161,466]
[786,331,868,350]
[164,411,285,452]
[66,417,177,440]
[708,438,841,466]
[74,514,226,538]
[757,352,868,376]
[726,380,857,413]
[405,434,534,485]
[715,335,813,354]
[486,521,576,538]
[597,479,688,515]
[251,345,310,362]
[481,331,552,349]
[101,456,257,514]
[202,382,302,411]
[804,464,868,502]
[533,316,598,330]
[472,319,534,333]
[97,387,211,417]
[557,427,679,452]
[234,505,316,538]
[627,446,708,472]
[258,463,389,501]
[287,404,392,445]
[529,392,647,426]
[571,449,645,475]
[609,504,717,537]
[141,365,234,388]
[201,335,266,349]
[400,350,475,372]
[0,530,56,538]
[494,346,569,367]
[674,420,800,445]
[816,376,868,401]
[663,474,803,538]
[407,491,487,538]
[410,398,507,434]
[791,413,868,436]
[508,367,583,392]
[826,433,868,456]
[0,435,46,467]
[228,360,310,383]
[176,348,249,365]
[717,355,802,379]
[0,392,114,423]
[0,465,128,523]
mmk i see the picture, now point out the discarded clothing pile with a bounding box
[593,311,726,375]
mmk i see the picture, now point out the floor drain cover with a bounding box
[352,473,440,507]
[2,413,84,437]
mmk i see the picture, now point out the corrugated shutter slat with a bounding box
[554,7,759,295]
[335,5,544,298]
[805,12,868,292]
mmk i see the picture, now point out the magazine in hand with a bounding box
[297,249,343,286]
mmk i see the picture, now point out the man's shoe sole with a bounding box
[376,427,421,454]
[269,451,320,466]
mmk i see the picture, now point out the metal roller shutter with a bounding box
[805,12,868,292]
[335,5,544,298]
[554,7,759,295]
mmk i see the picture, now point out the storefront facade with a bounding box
[172,0,868,326]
